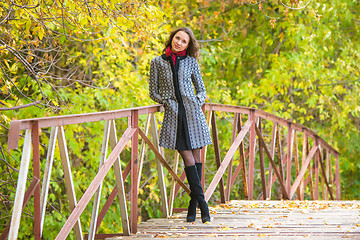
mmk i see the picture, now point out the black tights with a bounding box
[179,149,201,167]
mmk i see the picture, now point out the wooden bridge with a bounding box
[118,200,360,240]
[1,103,341,239]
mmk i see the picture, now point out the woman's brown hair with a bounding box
[163,27,200,59]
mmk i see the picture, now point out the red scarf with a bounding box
[165,46,186,65]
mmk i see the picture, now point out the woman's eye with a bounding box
[182,40,187,44]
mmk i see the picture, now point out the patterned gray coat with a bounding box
[149,55,212,150]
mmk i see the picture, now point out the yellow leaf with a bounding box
[220,227,231,230]
[38,27,45,40]
[3,59,10,68]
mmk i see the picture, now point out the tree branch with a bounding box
[0,100,41,111]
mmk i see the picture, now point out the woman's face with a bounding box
[171,31,190,53]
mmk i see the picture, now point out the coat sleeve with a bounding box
[191,59,207,105]
[149,58,163,104]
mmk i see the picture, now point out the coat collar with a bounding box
[161,54,187,62]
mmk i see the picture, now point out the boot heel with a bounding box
[186,197,196,222]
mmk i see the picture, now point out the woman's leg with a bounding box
[192,148,201,163]
[179,150,195,167]
[180,149,210,223]
[181,149,202,222]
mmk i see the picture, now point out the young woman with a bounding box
[149,27,212,223]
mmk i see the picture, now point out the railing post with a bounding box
[32,122,41,240]
[149,114,169,218]
[57,126,83,239]
[286,123,294,195]
[8,129,32,240]
[169,151,180,215]
[40,127,58,234]
[248,110,256,200]
[293,131,300,200]
[131,110,139,233]
[258,119,267,200]
[137,114,151,188]
[109,120,130,235]
[325,150,330,200]
[314,137,320,200]
[211,110,226,203]
[88,120,111,240]
[201,109,212,187]
[267,122,277,199]
[335,154,341,200]
[300,132,308,200]
[225,113,239,202]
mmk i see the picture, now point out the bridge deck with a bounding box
[111,200,360,240]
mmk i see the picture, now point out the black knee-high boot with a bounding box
[185,165,210,223]
[186,163,202,222]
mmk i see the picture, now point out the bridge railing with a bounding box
[1,103,340,240]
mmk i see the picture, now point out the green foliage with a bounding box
[170,0,360,199]
[1,0,360,237]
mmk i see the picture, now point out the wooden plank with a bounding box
[289,144,319,199]
[205,119,252,202]
[150,114,169,218]
[229,147,249,188]
[314,138,320,200]
[131,111,139,234]
[204,103,252,115]
[307,140,314,200]
[95,162,131,233]
[55,127,136,240]
[137,114,151,188]
[8,129,32,240]
[32,122,41,240]
[318,147,334,200]
[7,120,21,150]
[169,151,180,215]
[109,120,130,235]
[324,150,330,199]
[57,126,83,240]
[237,115,248,198]
[121,200,360,240]
[286,125,294,194]
[276,126,284,184]
[88,120,111,240]
[201,109,212,187]
[267,122,277,199]
[8,104,339,158]
[257,119,267,200]
[293,131,300,200]
[225,113,239,202]
[211,111,226,203]
[248,111,256,200]
[255,125,289,199]
[40,127,58,234]
[335,155,341,200]
[300,132,308,200]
